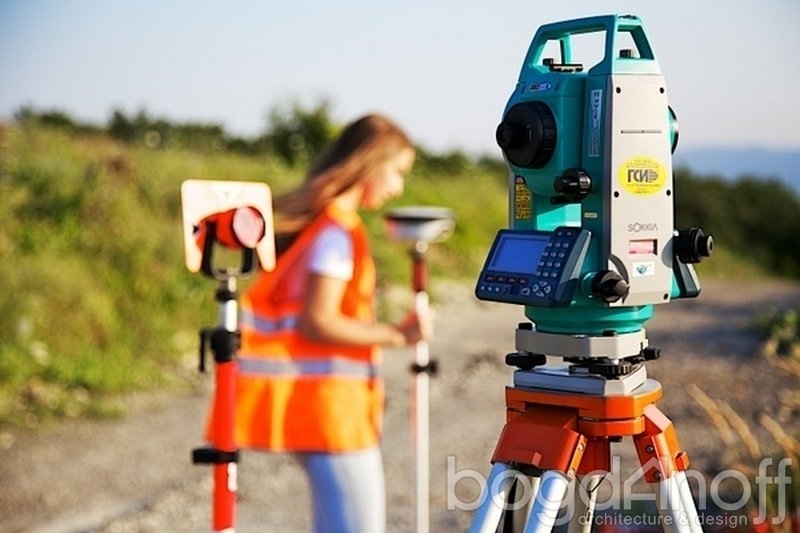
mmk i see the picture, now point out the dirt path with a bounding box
[1,279,799,532]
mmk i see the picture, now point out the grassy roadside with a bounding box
[0,123,508,429]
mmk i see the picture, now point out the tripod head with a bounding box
[476,15,712,374]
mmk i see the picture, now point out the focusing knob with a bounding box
[591,270,629,303]
[496,101,557,169]
[674,228,714,263]
[554,168,592,203]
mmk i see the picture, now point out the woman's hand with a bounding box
[396,307,434,346]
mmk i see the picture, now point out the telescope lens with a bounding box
[496,101,557,169]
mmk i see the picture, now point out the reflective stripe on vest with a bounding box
[238,308,379,378]
[239,308,298,334]
[238,355,379,379]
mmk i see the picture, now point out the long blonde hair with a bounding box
[273,113,413,253]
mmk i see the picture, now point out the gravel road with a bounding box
[1,279,799,532]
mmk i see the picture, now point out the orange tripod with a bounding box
[469,331,702,532]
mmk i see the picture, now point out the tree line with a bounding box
[13,103,504,174]
[674,169,800,278]
[16,101,354,164]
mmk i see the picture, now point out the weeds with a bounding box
[753,308,800,379]
[687,311,800,532]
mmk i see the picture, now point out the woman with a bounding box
[231,113,428,532]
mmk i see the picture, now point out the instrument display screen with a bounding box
[488,233,548,273]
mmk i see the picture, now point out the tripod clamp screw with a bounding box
[506,352,547,370]
[410,360,439,376]
[198,327,242,372]
[192,446,240,465]
[642,346,661,361]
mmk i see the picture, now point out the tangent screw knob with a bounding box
[554,168,592,202]
[591,270,629,303]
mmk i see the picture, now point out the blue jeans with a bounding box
[296,447,386,533]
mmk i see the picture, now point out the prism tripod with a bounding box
[469,14,712,533]
[181,180,274,533]
[191,215,262,533]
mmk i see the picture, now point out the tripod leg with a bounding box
[675,472,702,531]
[651,471,702,533]
[567,474,603,533]
[498,474,538,533]
[522,469,571,533]
[652,471,702,533]
[634,405,701,533]
[516,475,539,531]
[469,463,519,533]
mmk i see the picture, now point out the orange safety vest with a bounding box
[210,205,383,452]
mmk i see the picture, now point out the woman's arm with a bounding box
[299,272,424,348]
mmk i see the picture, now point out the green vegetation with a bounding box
[754,307,800,377]
[674,168,800,279]
[1,105,799,429]
[0,113,506,428]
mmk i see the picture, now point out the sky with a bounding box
[1,0,799,156]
